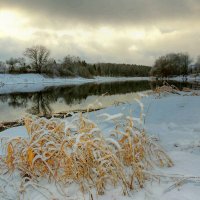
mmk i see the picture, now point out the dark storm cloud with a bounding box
[1,0,200,26]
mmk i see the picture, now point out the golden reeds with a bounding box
[2,113,173,195]
[154,82,180,97]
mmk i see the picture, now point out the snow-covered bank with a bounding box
[152,75,200,82]
[1,73,200,95]
[0,92,200,199]
[0,74,149,94]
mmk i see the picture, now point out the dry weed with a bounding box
[182,87,191,92]
[154,81,180,97]
[1,111,173,196]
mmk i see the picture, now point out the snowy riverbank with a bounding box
[0,74,149,94]
[0,91,200,199]
[0,73,200,94]
[151,75,200,82]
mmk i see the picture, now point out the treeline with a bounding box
[150,52,200,77]
[0,45,151,78]
[192,55,200,74]
[1,45,200,78]
[87,63,151,77]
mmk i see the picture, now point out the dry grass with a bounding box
[182,87,192,92]
[1,112,173,196]
[153,81,180,97]
[154,82,200,97]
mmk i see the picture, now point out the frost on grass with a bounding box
[0,106,173,198]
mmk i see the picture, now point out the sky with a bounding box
[0,0,200,65]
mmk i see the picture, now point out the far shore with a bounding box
[0,73,199,95]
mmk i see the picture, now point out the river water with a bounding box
[0,80,196,122]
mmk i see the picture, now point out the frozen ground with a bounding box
[0,74,149,94]
[0,92,200,199]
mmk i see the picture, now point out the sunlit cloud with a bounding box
[0,0,200,65]
[0,9,34,40]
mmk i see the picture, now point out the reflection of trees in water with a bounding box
[0,93,29,108]
[0,80,195,115]
[8,95,29,108]
[0,92,54,115]
[27,92,53,115]
[60,81,151,104]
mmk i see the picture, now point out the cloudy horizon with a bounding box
[0,0,200,65]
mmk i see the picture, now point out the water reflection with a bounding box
[0,80,197,121]
[26,92,53,115]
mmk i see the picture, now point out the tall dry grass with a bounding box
[2,110,173,196]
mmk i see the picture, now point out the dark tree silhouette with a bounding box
[24,45,50,73]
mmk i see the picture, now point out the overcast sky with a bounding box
[0,0,200,65]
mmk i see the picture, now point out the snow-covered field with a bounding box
[0,74,149,94]
[0,91,200,199]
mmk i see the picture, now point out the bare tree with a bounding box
[194,55,200,74]
[0,61,7,73]
[6,57,19,72]
[151,52,191,77]
[17,57,26,67]
[24,45,50,73]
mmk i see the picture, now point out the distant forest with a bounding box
[0,45,200,78]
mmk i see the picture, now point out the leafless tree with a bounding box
[195,56,200,72]
[150,52,191,77]
[24,45,50,73]
[6,57,19,72]
[0,61,7,73]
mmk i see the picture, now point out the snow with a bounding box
[175,75,200,82]
[153,75,200,82]
[0,74,149,94]
[0,92,200,199]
